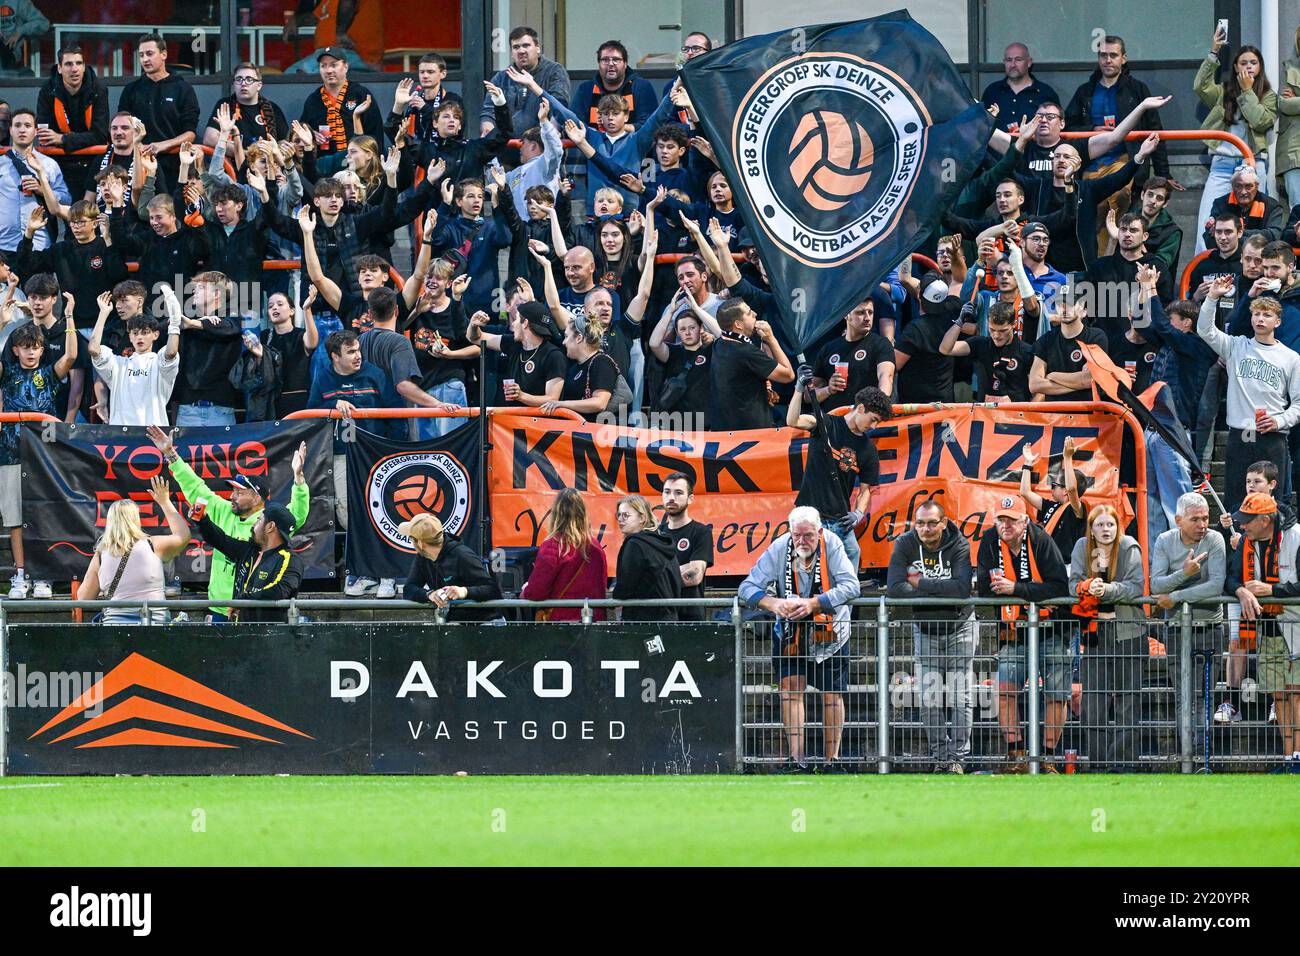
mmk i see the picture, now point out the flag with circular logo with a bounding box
[681,11,993,349]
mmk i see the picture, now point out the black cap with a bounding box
[316,46,347,63]
[261,503,297,540]
[518,301,562,344]
[229,474,268,500]
[736,228,756,250]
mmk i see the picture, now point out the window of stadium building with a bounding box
[2,2,229,78]
[556,1,728,74]
[983,0,1216,62]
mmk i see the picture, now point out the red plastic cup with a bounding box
[835,362,849,382]
[1256,407,1268,426]
[1065,749,1078,774]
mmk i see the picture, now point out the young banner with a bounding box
[680,11,994,349]
[18,420,335,582]
[489,407,1139,576]
[345,420,480,581]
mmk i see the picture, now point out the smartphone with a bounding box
[1217,18,1229,38]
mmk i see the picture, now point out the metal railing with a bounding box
[1,593,1292,775]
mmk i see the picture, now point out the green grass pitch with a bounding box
[2,775,1296,866]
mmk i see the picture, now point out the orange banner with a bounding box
[489,405,1138,576]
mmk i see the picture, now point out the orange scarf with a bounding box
[321,81,350,152]
[1240,535,1282,648]
[1227,192,1266,222]
[997,534,1052,636]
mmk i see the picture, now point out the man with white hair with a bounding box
[1198,165,1285,254]
[1150,490,1227,753]
[740,506,861,773]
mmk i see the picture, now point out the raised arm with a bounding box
[147,474,192,560]
[297,206,342,310]
[1019,443,1046,511]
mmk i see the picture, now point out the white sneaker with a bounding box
[376,578,396,599]
[1269,703,1278,723]
[345,576,378,597]
[31,580,52,599]
[7,574,28,599]
[1213,702,1240,724]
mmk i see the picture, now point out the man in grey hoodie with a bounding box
[740,506,860,772]
[886,500,976,773]
[1150,491,1227,760]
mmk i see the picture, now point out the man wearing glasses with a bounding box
[662,32,712,130]
[203,63,289,150]
[571,41,658,132]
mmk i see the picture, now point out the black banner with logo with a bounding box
[4,623,736,774]
[680,11,994,349]
[18,420,335,582]
[345,422,480,581]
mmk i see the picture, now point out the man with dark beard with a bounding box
[147,425,311,622]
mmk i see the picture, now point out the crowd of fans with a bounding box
[1,23,1300,772]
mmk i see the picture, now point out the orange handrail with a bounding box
[0,412,59,423]
[285,406,586,423]
[2,143,239,185]
[911,253,940,274]
[1060,129,1254,167]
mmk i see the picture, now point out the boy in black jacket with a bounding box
[976,494,1069,772]
[195,502,302,623]
[887,500,976,773]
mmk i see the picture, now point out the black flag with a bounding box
[345,421,480,580]
[681,10,994,349]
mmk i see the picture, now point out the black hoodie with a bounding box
[402,535,504,621]
[36,64,110,155]
[613,529,682,622]
[885,520,973,632]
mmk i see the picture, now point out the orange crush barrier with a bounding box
[285,406,586,423]
[487,401,1149,578]
[1060,128,1255,167]
[0,412,60,423]
[508,139,576,149]
[1,143,239,185]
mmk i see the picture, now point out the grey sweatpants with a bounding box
[913,614,978,764]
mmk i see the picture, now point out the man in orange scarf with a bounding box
[976,494,1070,772]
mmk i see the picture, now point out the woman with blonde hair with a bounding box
[400,513,502,621]
[521,488,609,621]
[611,495,680,622]
[1068,504,1146,772]
[344,134,383,197]
[79,476,192,624]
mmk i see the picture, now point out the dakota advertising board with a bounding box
[4,624,735,775]
[489,406,1135,575]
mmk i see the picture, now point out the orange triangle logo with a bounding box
[30,652,312,748]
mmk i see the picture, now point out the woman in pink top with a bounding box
[521,488,609,621]
[80,476,192,624]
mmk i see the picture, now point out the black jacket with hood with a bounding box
[402,534,503,621]
[976,520,1069,604]
[36,64,110,155]
[613,528,682,622]
[1064,66,1171,179]
[886,519,974,632]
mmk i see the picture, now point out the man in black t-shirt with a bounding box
[1030,300,1108,402]
[1107,319,1158,394]
[659,471,714,622]
[939,301,1034,402]
[261,290,319,418]
[895,274,958,404]
[707,297,794,430]
[202,63,289,149]
[1020,438,1089,569]
[468,300,566,407]
[812,298,896,409]
[1081,212,1172,341]
[788,381,892,572]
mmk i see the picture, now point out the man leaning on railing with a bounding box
[739,506,860,774]
[975,493,1070,773]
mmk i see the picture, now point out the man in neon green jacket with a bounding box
[147,425,311,618]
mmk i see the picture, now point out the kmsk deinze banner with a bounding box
[489,407,1136,575]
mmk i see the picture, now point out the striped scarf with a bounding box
[1240,533,1282,648]
[321,82,350,152]
[780,534,834,656]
